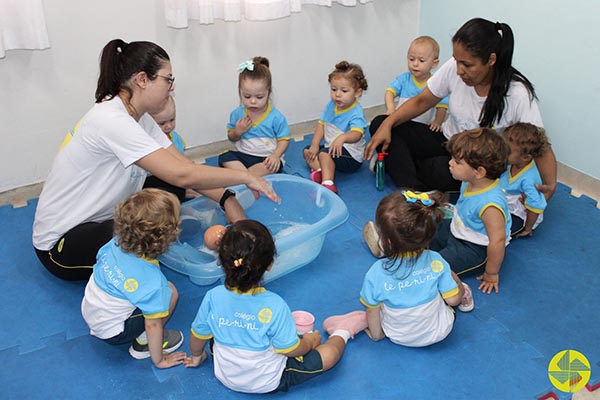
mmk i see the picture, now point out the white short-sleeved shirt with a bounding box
[32,97,172,251]
[427,58,544,139]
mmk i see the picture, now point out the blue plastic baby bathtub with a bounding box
[159,174,349,286]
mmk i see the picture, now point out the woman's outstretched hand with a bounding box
[246,175,281,203]
[364,124,392,161]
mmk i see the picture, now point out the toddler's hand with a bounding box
[429,122,442,132]
[184,350,208,368]
[235,116,252,135]
[328,137,345,158]
[304,145,319,163]
[515,228,533,238]
[263,154,281,173]
[476,272,499,294]
[302,330,322,350]
[156,351,187,369]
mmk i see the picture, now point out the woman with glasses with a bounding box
[32,39,280,281]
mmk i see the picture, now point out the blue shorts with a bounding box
[218,150,283,173]
[103,308,145,346]
[430,219,487,275]
[304,145,362,173]
[274,349,324,392]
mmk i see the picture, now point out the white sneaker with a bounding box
[458,283,474,312]
[362,221,384,258]
[368,155,377,173]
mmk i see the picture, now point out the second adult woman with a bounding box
[32,39,279,281]
[365,18,557,197]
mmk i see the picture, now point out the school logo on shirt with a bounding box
[547,349,590,392]
[430,260,444,273]
[257,308,273,324]
[123,278,139,293]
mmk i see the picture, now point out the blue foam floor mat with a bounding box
[1,135,599,399]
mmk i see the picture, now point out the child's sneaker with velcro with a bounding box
[129,329,184,360]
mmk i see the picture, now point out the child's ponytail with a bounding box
[219,220,275,293]
[238,56,272,95]
[376,190,443,275]
[328,60,368,91]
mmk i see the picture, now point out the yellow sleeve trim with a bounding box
[191,328,213,340]
[524,204,544,214]
[277,136,291,141]
[386,87,397,96]
[435,104,449,109]
[143,310,169,319]
[441,286,460,299]
[350,127,365,135]
[479,203,507,222]
[318,120,325,126]
[274,339,300,354]
[360,297,381,308]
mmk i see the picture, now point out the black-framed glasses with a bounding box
[156,74,175,89]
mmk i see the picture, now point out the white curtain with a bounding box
[0,0,50,58]
[164,0,373,28]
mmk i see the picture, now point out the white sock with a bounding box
[136,331,148,344]
[322,180,334,186]
[330,329,350,343]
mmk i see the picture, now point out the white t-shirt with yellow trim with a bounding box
[33,96,172,251]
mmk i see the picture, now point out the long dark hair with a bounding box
[218,220,276,293]
[95,39,170,103]
[453,18,537,128]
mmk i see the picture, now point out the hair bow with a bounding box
[402,190,434,206]
[238,60,254,73]
[233,258,244,268]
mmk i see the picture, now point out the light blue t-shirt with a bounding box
[500,161,546,214]
[500,161,546,229]
[227,104,290,157]
[387,72,449,125]
[360,250,458,309]
[451,180,512,246]
[318,100,367,162]
[190,285,300,393]
[91,238,172,317]
[169,130,185,154]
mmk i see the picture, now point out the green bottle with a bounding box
[375,152,387,191]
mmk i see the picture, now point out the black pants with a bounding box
[142,175,186,203]
[369,115,460,192]
[35,220,114,281]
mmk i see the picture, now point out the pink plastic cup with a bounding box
[291,310,315,335]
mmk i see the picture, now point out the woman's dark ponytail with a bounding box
[453,18,536,128]
[95,39,127,103]
[95,39,170,103]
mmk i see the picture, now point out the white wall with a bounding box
[419,0,600,180]
[0,0,419,193]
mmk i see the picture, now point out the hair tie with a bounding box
[233,258,244,268]
[402,190,434,206]
[495,22,503,37]
[116,46,122,53]
[238,60,254,73]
